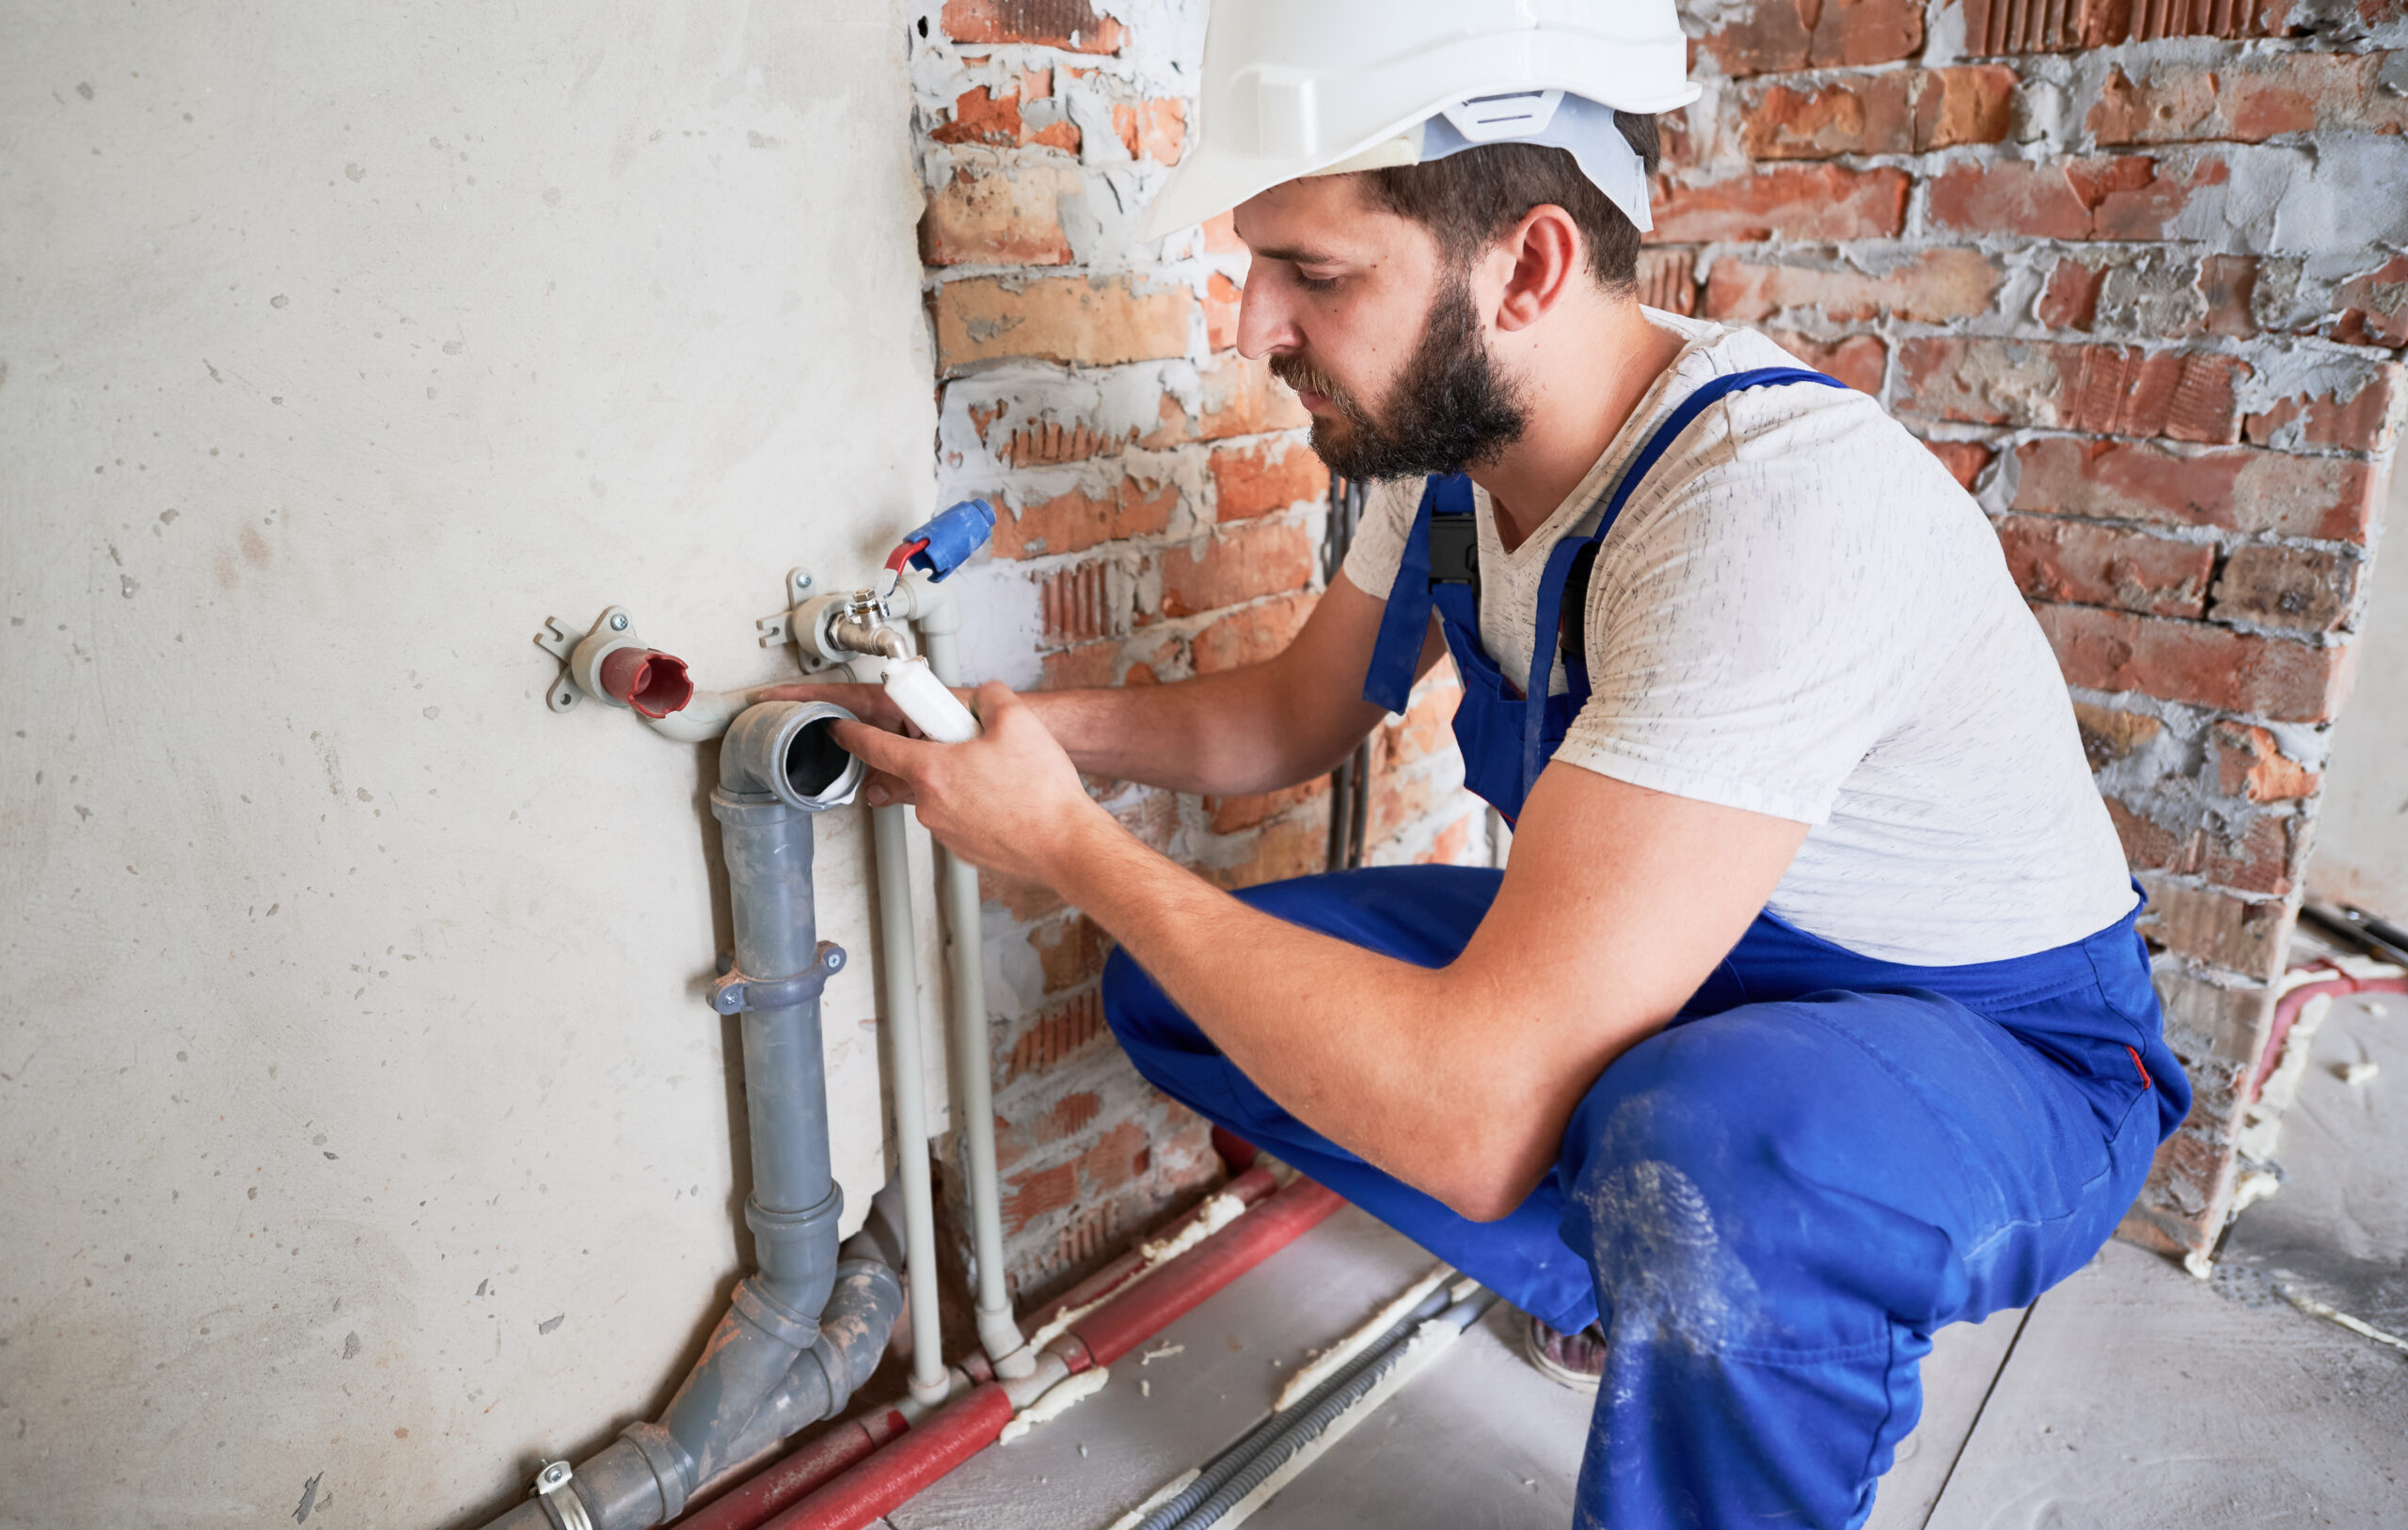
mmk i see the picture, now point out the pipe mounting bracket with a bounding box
[710,941,846,1015]
[531,1460,596,1530]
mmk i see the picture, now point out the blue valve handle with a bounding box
[896,498,997,583]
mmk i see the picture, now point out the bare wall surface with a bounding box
[0,4,933,1525]
[2311,463,2408,917]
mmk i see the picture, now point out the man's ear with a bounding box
[1493,203,1584,334]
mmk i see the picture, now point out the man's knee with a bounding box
[1563,1011,1957,1353]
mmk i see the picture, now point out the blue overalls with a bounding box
[1103,369,2189,1530]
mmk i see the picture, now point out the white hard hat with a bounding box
[1136,0,1701,243]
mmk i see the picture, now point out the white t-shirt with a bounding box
[1344,310,2135,965]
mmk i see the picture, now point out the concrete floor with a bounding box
[866,995,2408,1529]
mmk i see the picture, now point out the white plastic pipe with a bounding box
[871,802,953,1408]
[915,615,1032,1377]
[882,656,981,743]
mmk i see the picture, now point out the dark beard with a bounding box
[1270,276,1531,482]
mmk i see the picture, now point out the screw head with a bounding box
[537,1461,573,1492]
[609,613,629,631]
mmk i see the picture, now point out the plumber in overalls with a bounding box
[812,5,2187,1527]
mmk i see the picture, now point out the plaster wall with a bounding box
[2310,464,2408,919]
[0,4,938,1525]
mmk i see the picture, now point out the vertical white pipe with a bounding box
[871,802,952,1407]
[918,623,1032,1374]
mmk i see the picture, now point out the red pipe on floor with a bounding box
[763,1175,1344,1530]
[677,1407,909,1530]
[1022,1162,1284,1339]
[757,1384,1013,1530]
[2253,972,2408,1098]
[1072,1177,1342,1367]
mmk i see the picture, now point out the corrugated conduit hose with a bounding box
[1134,1285,1494,1530]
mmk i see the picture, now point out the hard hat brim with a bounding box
[1136,81,1702,244]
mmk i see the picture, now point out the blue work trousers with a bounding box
[1101,865,2185,1530]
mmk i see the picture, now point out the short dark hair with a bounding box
[1360,111,1662,291]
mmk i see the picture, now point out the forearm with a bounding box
[1048,812,1544,1215]
[1020,669,1344,797]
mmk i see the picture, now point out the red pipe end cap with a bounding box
[599,647,695,718]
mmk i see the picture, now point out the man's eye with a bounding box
[1294,270,1339,292]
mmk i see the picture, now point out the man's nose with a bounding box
[1234,275,1296,362]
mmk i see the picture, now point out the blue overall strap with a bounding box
[1363,472,1475,714]
[1518,366,1848,788]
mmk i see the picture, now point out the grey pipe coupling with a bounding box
[720,700,863,810]
[710,942,846,1016]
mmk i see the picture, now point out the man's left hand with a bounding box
[830,683,1113,886]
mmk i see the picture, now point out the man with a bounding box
[810,5,2187,1526]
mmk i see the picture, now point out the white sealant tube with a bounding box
[882,657,980,744]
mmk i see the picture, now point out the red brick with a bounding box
[1146,353,1312,447]
[1204,778,1330,834]
[1365,763,1438,848]
[1922,437,1995,489]
[1203,271,1242,353]
[2244,365,2401,452]
[1705,248,2003,325]
[1417,811,1478,867]
[1126,98,1189,164]
[942,0,1126,54]
[2200,255,2262,338]
[1895,338,2247,443]
[920,164,1079,267]
[1739,73,1914,158]
[2138,875,2291,980]
[2033,603,2354,722]
[1634,248,1697,315]
[2108,797,2304,897]
[1925,154,2228,242]
[2071,700,2165,770]
[1002,1160,1078,1236]
[1039,560,1111,643]
[1735,67,2016,159]
[931,85,1026,148]
[2087,55,2408,146]
[1029,910,1108,993]
[993,472,1179,560]
[1650,166,1909,244]
[1192,591,1315,673]
[1209,435,1327,522]
[2210,544,2360,633]
[1003,989,1109,1083]
[933,275,1195,372]
[1694,0,1924,76]
[1996,515,2214,617]
[2211,722,2320,803]
[1158,521,1317,619]
[1914,65,2021,149]
[1201,210,1243,253]
[1766,331,1887,395]
[1375,679,1463,769]
[1038,639,1117,691]
[2331,256,2408,350]
[1961,0,2287,53]
[2037,259,2108,330]
[2009,436,2381,541]
[1203,798,1332,890]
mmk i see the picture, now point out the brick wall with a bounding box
[1660,0,2406,1259]
[908,0,2406,1295]
[908,0,1486,1304]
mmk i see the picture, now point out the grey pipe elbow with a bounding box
[722,1258,904,1467]
[720,701,863,809]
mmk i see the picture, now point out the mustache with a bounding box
[1267,351,1370,424]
